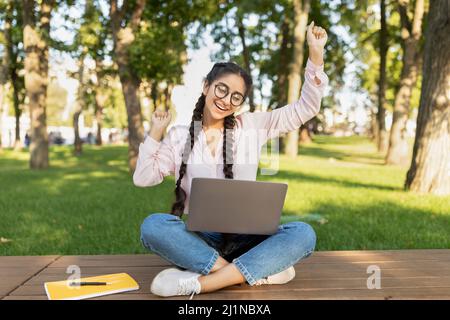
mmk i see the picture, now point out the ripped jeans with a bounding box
[140,213,316,285]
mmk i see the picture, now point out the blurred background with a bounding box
[0,0,448,255]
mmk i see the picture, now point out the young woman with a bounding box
[134,21,328,299]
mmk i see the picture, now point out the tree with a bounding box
[236,12,256,112]
[4,0,26,151]
[385,0,425,165]
[205,0,267,112]
[73,49,87,156]
[241,1,345,151]
[0,0,8,151]
[110,0,217,171]
[71,0,102,154]
[340,1,401,151]
[81,0,109,146]
[93,59,109,146]
[405,0,450,195]
[257,1,344,150]
[22,0,55,169]
[46,79,68,126]
[284,0,310,158]
[376,0,389,153]
[110,0,146,173]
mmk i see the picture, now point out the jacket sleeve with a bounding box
[244,58,329,141]
[133,127,177,187]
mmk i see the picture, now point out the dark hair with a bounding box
[170,62,252,254]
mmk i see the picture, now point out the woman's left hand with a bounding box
[306,21,327,67]
[307,21,328,49]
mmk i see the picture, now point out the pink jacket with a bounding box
[133,58,329,214]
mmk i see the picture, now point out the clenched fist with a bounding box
[306,21,327,67]
[149,110,172,142]
[307,21,328,49]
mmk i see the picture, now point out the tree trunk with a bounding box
[386,0,424,165]
[274,14,291,153]
[0,82,3,150]
[0,83,10,151]
[285,0,310,158]
[377,0,389,153]
[94,59,106,146]
[73,52,86,156]
[110,0,145,173]
[5,2,22,151]
[0,12,10,152]
[299,125,312,144]
[150,81,158,112]
[0,83,4,152]
[13,102,21,150]
[275,14,290,110]
[73,106,83,156]
[11,72,21,150]
[369,102,378,141]
[405,0,450,195]
[94,96,104,146]
[237,16,256,112]
[22,0,53,169]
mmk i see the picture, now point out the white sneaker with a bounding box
[254,266,296,286]
[150,267,202,299]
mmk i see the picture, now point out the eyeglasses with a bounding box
[214,82,245,107]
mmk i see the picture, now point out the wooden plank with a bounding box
[47,255,171,268]
[0,273,45,296]
[90,287,450,300]
[18,260,450,284]
[2,251,450,300]
[45,255,450,271]
[45,250,450,268]
[10,274,450,296]
[311,249,450,257]
[0,256,59,267]
[2,296,48,300]
[9,257,450,297]
[0,256,59,299]
[5,286,450,300]
[23,266,450,284]
[305,250,450,263]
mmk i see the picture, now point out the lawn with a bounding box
[0,135,449,255]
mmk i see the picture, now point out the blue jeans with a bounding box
[140,213,316,286]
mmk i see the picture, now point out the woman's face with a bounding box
[202,73,247,121]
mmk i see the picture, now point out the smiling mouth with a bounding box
[214,102,228,112]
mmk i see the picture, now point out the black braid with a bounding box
[169,61,253,261]
[170,95,205,217]
[219,114,237,256]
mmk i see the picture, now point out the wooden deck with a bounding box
[1,249,449,300]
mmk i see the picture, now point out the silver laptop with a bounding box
[186,177,288,235]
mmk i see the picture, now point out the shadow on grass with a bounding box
[298,145,386,165]
[312,135,369,146]
[2,143,448,255]
[259,169,401,192]
[0,145,176,255]
[298,145,350,160]
[281,200,450,251]
[298,136,385,166]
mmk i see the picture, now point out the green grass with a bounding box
[0,135,449,255]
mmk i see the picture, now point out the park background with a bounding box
[0,0,448,256]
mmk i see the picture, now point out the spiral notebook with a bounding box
[44,273,139,300]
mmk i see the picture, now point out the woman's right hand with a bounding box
[149,110,172,141]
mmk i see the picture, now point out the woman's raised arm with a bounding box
[133,111,176,187]
[241,21,329,141]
